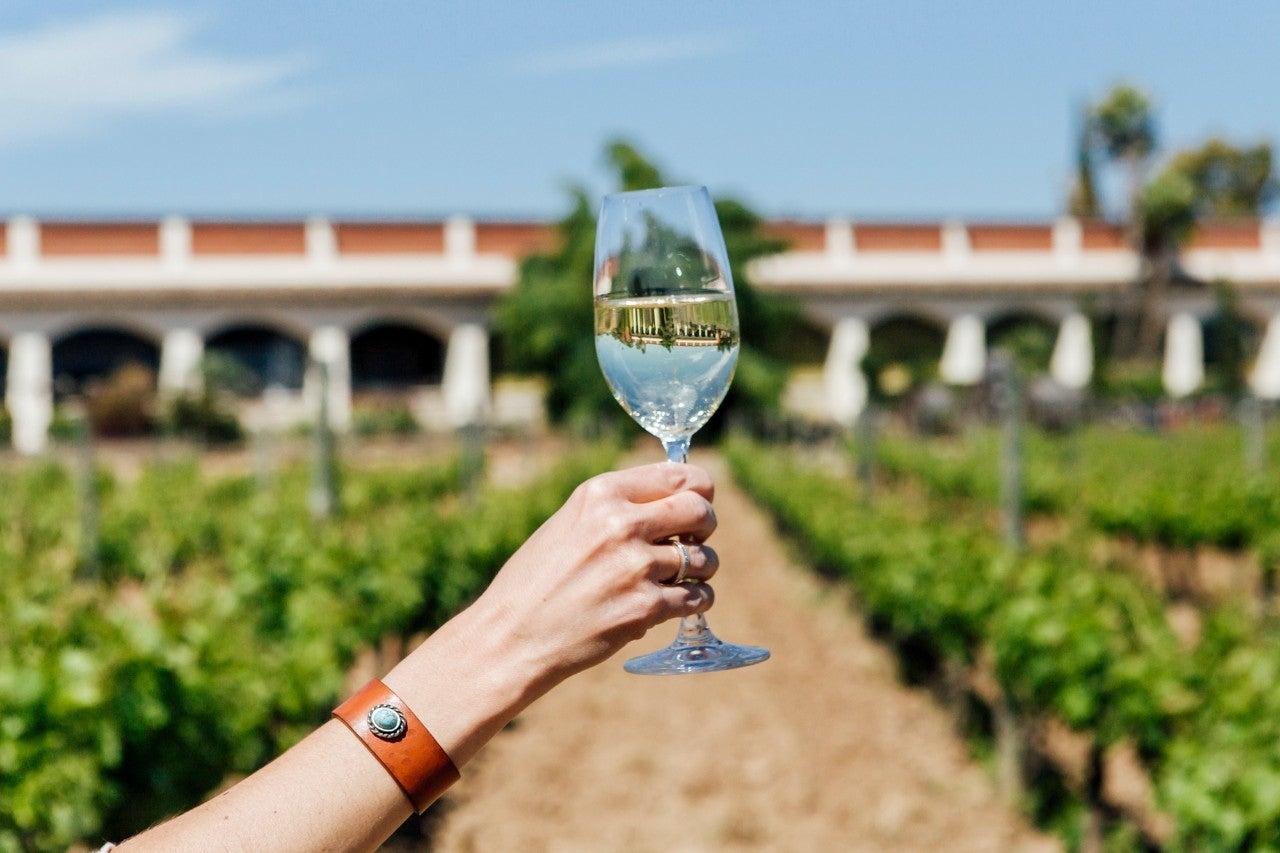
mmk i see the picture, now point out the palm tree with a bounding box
[1088,85,1158,360]
[1067,105,1100,220]
[1132,140,1276,360]
[1079,84,1278,376]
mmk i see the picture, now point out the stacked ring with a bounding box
[669,538,691,584]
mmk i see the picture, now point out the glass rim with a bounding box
[601,184,709,202]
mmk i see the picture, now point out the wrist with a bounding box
[382,595,548,768]
[333,679,459,812]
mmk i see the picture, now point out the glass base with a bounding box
[624,616,770,675]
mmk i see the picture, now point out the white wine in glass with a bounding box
[593,185,770,675]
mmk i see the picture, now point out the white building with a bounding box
[4,214,1280,452]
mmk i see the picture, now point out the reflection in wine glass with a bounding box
[594,185,770,675]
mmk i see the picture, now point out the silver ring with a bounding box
[669,538,690,584]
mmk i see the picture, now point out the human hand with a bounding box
[476,461,719,689]
[117,464,724,847]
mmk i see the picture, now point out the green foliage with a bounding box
[727,439,1185,753]
[496,187,607,425]
[1165,138,1277,218]
[604,213,718,299]
[161,395,242,445]
[0,445,616,849]
[729,437,1280,845]
[1069,105,1101,219]
[1158,610,1280,850]
[988,549,1190,754]
[1138,169,1197,252]
[1207,281,1255,401]
[1079,84,1273,368]
[607,139,663,192]
[1090,85,1156,164]
[989,323,1056,376]
[875,424,1280,551]
[352,399,420,437]
[862,318,945,401]
[158,354,249,445]
[495,140,792,436]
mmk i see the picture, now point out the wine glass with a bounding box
[593,185,771,675]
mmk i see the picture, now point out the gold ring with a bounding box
[670,538,691,584]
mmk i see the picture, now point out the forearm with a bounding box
[119,598,542,851]
[382,592,549,768]
[119,720,413,852]
[115,462,717,851]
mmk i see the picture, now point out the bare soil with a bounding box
[417,452,1059,852]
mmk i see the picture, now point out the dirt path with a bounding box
[424,453,1059,852]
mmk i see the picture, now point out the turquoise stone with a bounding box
[371,707,400,732]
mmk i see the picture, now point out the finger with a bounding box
[653,542,719,584]
[654,582,714,621]
[639,490,717,544]
[598,462,715,505]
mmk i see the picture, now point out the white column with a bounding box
[939,314,986,385]
[6,332,52,454]
[942,221,970,267]
[1052,217,1082,263]
[1250,312,1280,399]
[306,326,351,432]
[442,323,490,428]
[306,216,337,267]
[160,215,191,270]
[1049,312,1093,389]
[823,317,868,427]
[445,215,476,261]
[825,218,854,259]
[1261,219,1280,259]
[7,216,39,271]
[158,328,204,396]
[1162,312,1204,398]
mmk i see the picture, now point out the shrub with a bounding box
[86,364,155,437]
[352,399,419,437]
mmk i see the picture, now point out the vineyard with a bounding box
[5,422,1280,851]
[727,425,1280,851]
[0,443,615,852]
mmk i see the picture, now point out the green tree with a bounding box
[1086,84,1158,361]
[1208,280,1253,400]
[1133,140,1275,363]
[496,187,600,425]
[496,140,792,435]
[1080,86,1276,368]
[1067,105,1101,220]
[1165,138,1276,218]
[1130,168,1198,357]
[1091,85,1156,188]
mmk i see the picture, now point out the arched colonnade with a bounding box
[1,307,490,453]
[817,300,1279,426]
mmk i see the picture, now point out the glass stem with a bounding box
[662,437,689,464]
[662,435,715,646]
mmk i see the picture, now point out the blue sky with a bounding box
[2,2,1277,221]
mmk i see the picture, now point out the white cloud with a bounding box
[0,11,308,145]
[512,33,739,76]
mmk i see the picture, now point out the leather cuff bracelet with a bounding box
[333,678,460,813]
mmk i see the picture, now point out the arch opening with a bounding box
[52,327,160,397]
[350,323,447,391]
[987,313,1058,375]
[865,315,945,398]
[1203,310,1263,397]
[206,325,307,394]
